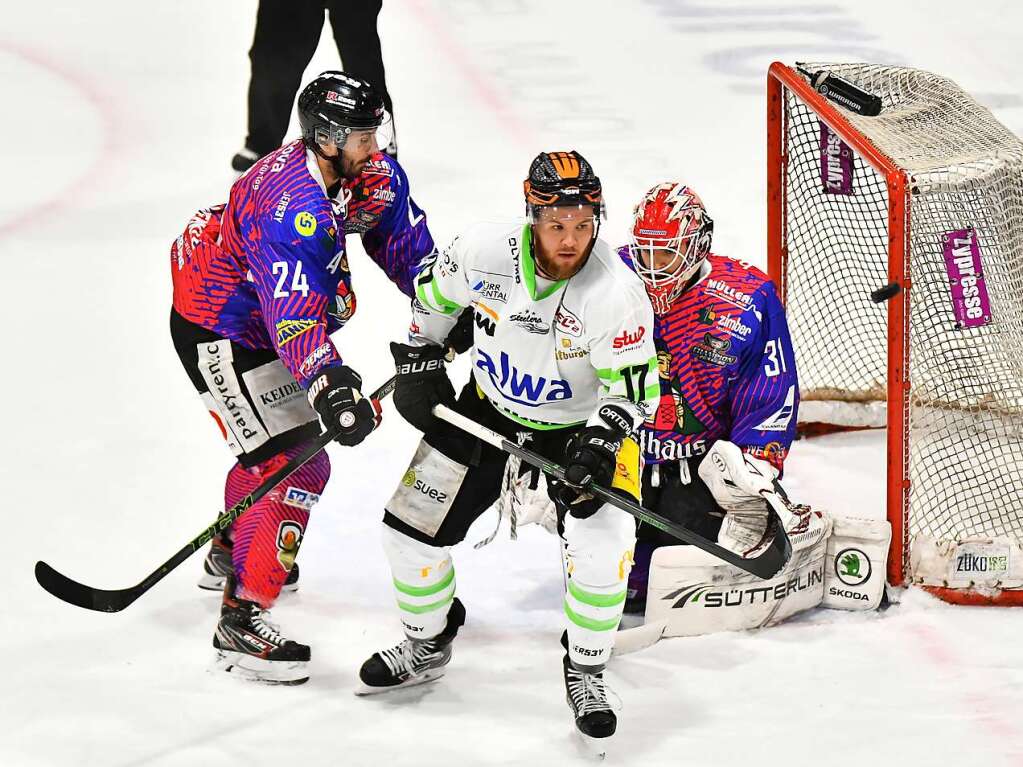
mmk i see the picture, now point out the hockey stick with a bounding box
[34,376,397,613]
[433,404,792,579]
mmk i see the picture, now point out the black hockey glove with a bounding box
[443,307,475,355]
[549,405,635,520]
[307,366,382,447]
[390,342,455,433]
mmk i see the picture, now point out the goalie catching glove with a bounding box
[549,404,642,520]
[698,440,787,557]
[307,366,382,447]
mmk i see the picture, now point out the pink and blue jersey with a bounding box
[171,141,434,388]
[618,250,799,470]
[342,154,434,298]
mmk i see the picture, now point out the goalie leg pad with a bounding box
[646,511,832,637]
[822,516,891,611]
[382,525,457,639]
[562,505,637,667]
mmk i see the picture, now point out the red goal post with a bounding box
[766,61,1023,606]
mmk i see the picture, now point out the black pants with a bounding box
[170,309,320,467]
[637,459,724,546]
[245,0,392,154]
[383,382,580,548]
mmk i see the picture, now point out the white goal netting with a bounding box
[779,63,1023,592]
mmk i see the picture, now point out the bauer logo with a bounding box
[283,487,320,510]
[834,547,872,587]
[951,542,1009,578]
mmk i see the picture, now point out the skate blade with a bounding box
[353,668,446,696]
[198,574,298,593]
[212,650,309,685]
[577,732,612,759]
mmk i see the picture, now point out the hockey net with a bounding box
[767,62,1023,605]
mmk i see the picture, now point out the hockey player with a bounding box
[169,71,434,684]
[356,151,658,748]
[619,182,799,613]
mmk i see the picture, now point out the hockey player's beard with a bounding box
[533,239,595,281]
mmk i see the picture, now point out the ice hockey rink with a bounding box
[4,1,1023,765]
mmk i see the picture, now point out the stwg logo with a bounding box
[834,547,871,587]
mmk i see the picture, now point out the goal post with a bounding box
[767,61,1023,605]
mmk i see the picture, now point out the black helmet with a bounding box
[297,71,386,154]
[523,150,603,218]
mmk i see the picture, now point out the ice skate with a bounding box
[212,584,310,685]
[356,598,465,695]
[198,534,299,593]
[563,654,618,757]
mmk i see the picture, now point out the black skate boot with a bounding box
[231,146,260,173]
[212,579,310,685]
[356,598,465,695]
[198,533,299,593]
[562,635,618,755]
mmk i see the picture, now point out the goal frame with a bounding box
[765,61,1023,606]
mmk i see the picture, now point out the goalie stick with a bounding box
[433,404,793,579]
[34,376,397,613]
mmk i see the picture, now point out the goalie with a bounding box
[619,182,812,624]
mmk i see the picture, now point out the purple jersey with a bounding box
[171,142,434,388]
[618,249,799,470]
[342,153,435,298]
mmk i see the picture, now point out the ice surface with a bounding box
[3,1,1023,765]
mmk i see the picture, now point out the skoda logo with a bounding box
[834,547,871,587]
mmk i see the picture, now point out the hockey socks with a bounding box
[223,445,329,606]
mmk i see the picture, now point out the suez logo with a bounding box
[402,470,448,504]
[665,567,823,608]
[612,326,646,350]
[475,349,572,405]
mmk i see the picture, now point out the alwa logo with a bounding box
[476,349,572,406]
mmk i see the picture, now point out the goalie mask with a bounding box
[630,183,714,314]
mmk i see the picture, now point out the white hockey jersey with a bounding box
[410,220,658,430]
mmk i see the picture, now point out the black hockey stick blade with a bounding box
[34,560,142,612]
[35,376,396,612]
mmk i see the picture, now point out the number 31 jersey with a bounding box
[618,250,800,469]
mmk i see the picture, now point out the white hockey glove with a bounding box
[698,440,780,557]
